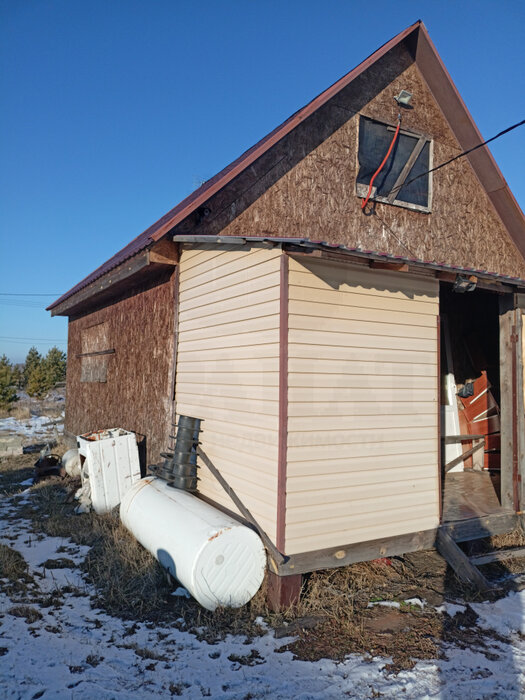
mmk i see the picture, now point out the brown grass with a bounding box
[3,448,525,669]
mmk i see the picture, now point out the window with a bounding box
[356,116,432,212]
[79,322,113,383]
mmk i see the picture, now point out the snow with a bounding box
[0,414,63,439]
[1,487,525,697]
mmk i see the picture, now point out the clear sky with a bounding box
[1,0,524,363]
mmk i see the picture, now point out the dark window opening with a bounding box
[357,117,431,210]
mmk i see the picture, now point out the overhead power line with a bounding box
[387,117,525,199]
[0,293,62,296]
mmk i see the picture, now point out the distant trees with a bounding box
[24,346,67,399]
[0,346,67,407]
[0,355,19,409]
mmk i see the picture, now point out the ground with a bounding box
[1,402,525,698]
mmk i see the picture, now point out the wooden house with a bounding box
[49,21,525,605]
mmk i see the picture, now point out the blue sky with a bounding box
[1,0,524,363]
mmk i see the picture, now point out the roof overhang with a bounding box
[50,239,178,317]
[173,235,525,293]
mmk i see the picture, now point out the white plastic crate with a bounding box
[77,428,141,514]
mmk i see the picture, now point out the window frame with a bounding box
[355,116,433,213]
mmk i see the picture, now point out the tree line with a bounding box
[0,346,67,409]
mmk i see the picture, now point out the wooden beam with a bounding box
[75,349,115,359]
[50,252,150,317]
[444,440,485,472]
[266,572,302,611]
[435,529,492,591]
[442,511,518,542]
[370,261,409,272]
[499,296,518,510]
[148,239,179,265]
[469,546,525,567]
[197,447,285,567]
[444,434,485,443]
[278,529,437,577]
[386,135,428,204]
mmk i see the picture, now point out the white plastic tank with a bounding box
[120,477,266,611]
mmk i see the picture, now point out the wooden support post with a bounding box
[436,529,492,591]
[499,296,518,510]
[266,572,303,612]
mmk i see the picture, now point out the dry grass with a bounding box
[3,448,525,669]
[0,404,32,420]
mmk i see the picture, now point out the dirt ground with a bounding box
[2,450,525,674]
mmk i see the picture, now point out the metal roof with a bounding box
[172,235,525,288]
[48,20,525,312]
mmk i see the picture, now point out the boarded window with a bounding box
[80,323,111,383]
[357,117,431,211]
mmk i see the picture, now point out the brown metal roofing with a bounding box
[48,20,525,311]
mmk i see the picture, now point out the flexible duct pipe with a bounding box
[120,477,266,611]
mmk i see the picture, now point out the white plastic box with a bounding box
[77,428,141,514]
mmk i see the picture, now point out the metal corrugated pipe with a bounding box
[155,415,202,491]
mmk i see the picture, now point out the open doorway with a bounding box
[439,284,509,523]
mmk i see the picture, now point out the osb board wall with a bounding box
[174,245,282,542]
[214,44,525,279]
[285,255,440,554]
[66,268,175,465]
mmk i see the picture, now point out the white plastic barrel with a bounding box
[120,477,266,611]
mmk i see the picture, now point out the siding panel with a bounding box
[285,256,440,554]
[175,246,281,541]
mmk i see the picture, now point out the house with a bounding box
[48,21,525,606]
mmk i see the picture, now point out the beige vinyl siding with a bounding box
[175,245,281,540]
[285,256,440,554]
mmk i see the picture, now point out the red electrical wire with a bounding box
[361,118,401,210]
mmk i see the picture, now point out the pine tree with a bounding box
[43,346,66,388]
[26,361,49,399]
[0,355,18,409]
[24,347,42,387]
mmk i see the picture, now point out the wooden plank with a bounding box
[386,135,428,203]
[469,547,525,566]
[197,447,284,565]
[444,440,485,472]
[436,530,492,591]
[148,239,179,265]
[499,298,516,509]
[442,511,518,542]
[444,434,485,443]
[279,529,437,575]
[50,251,151,316]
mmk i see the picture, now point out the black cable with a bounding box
[388,118,525,199]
